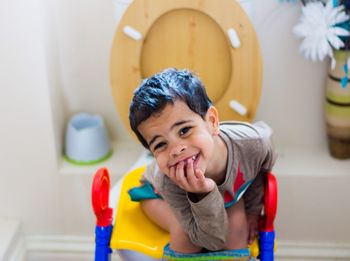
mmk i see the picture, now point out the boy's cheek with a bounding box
[157,161,169,176]
[162,164,176,178]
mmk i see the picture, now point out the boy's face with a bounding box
[138,100,220,177]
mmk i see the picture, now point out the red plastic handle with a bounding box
[92,168,113,227]
[260,172,278,232]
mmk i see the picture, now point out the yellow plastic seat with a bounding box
[110,166,169,259]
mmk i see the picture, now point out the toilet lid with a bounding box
[110,0,262,137]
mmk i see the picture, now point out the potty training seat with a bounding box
[110,0,263,138]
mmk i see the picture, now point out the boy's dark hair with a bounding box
[129,68,212,149]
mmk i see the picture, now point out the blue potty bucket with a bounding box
[64,113,112,165]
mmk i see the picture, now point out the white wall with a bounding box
[254,1,328,148]
[0,0,129,239]
[49,0,130,142]
[0,0,62,234]
[0,0,349,249]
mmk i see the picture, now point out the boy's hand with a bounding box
[168,158,215,194]
[246,214,259,244]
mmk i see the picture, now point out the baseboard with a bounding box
[276,241,350,260]
[9,235,350,261]
[25,235,96,261]
[0,218,26,261]
[7,236,26,261]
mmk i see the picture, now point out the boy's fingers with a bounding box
[186,159,196,185]
[194,168,204,180]
[175,161,184,180]
[175,161,189,190]
[168,165,180,184]
[194,168,208,189]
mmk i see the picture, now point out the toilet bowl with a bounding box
[110,0,263,140]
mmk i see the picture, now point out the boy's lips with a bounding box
[170,153,200,168]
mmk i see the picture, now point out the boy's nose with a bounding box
[170,144,187,158]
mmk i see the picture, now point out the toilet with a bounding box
[108,0,263,260]
[110,0,262,139]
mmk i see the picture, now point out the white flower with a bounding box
[293,0,350,68]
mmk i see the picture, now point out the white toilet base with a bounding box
[117,249,161,261]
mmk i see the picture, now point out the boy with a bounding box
[128,68,276,255]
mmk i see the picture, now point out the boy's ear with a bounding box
[206,106,220,135]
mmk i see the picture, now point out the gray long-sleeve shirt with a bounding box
[143,121,277,251]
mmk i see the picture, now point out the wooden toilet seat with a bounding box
[110,0,262,137]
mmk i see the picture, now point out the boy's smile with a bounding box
[138,100,227,182]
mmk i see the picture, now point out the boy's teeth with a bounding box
[192,155,196,160]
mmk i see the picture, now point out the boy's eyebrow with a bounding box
[148,120,193,148]
[148,135,161,148]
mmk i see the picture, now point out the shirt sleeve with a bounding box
[160,177,228,251]
[142,160,159,183]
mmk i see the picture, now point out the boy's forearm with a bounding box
[186,186,228,250]
[162,184,228,251]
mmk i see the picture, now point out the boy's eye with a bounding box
[179,126,192,136]
[153,142,166,151]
